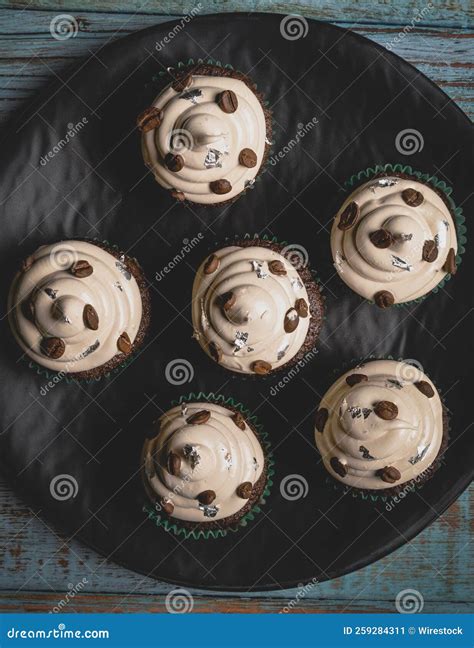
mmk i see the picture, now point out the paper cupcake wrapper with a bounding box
[344,163,467,306]
[316,353,450,504]
[143,392,275,540]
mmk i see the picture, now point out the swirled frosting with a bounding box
[331,177,458,304]
[192,245,312,374]
[142,402,265,523]
[141,73,267,204]
[314,360,444,490]
[8,240,144,374]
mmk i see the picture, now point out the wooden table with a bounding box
[0,0,472,614]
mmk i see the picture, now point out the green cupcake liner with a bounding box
[143,392,275,540]
[344,163,467,307]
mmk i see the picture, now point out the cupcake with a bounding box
[8,240,150,380]
[191,239,324,375]
[314,359,448,496]
[138,64,272,205]
[331,174,459,307]
[142,399,270,535]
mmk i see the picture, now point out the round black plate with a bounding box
[0,13,472,591]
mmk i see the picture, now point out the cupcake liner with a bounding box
[343,163,466,307]
[315,354,450,504]
[142,392,275,540]
[18,238,150,384]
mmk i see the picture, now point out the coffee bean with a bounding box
[83,304,99,330]
[164,153,184,172]
[117,332,132,354]
[402,188,424,207]
[167,452,181,476]
[330,457,347,478]
[21,255,34,272]
[197,490,216,505]
[236,482,253,499]
[295,298,308,318]
[172,73,192,92]
[251,360,272,375]
[21,296,35,322]
[238,148,257,168]
[216,89,238,113]
[346,373,368,387]
[443,248,457,275]
[369,229,393,249]
[136,106,163,133]
[232,412,246,430]
[315,408,329,433]
[210,179,232,195]
[204,254,220,274]
[377,465,401,484]
[187,410,211,425]
[374,400,398,420]
[161,498,174,515]
[268,260,287,276]
[284,308,299,333]
[422,240,438,263]
[208,341,222,363]
[338,201,359,230]
[374,290,395,309]
[71,260,93,278]
[41,337,65,359]
[414,380,435,398]
[219,291,236,311]
[170,189,186,202]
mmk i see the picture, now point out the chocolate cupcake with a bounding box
[138,64,272,206]
[142,397,272,538]
[331,173,459,307]
[191,239,324,375]
[314,359,448,496]
[8,240,150,380]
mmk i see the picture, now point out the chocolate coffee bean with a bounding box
[414,380,435,398]
[197,490,216,505]
[41,337,65,359]
[330,457,348,478]
[216,89,238,113]
[172,73,192,92]
[402,188,424,207]
[219,291,236,311]
[83,304,99,331]
[443,248,457,275]
[346,373,368,387]
[210,179,232,195]
[374,400,398,420]
[338,201,359,230]
[251,360,272,375]
[70,260,93,278]
[295,298,308,318]
[208,341,222,363]
[203,254,220,274]
[136,106,163,133]
[377,466,401,484]
[232,412,246,430]
[268,260,287,276]
[369,229,393,249]
[164,153,184,172]
[21,255,34,272]
[117,332,132,354]
[284,308,299,333]
[167,452,181,476]
[236,482,253,499]
[315,408,328,433]
[170,189,186,202]
[374,290,395,309]
[21,297,35,322]
[161,498,174,515]
[187,410,211,425]
[238,148,257,168]
[422,240,438,263]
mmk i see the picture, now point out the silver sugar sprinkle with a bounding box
[183,444,200,470]
[199,503,219,518]
[116,255,132,281]
[391,255,412,271]
[180,88,202,103]
[204,148,223,169]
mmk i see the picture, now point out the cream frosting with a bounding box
[8,240,143,373]
[191,245,312,374]
[142,402,265,523]
[142,74,267,204]
[314,360,444,490]
[331,177,458,303]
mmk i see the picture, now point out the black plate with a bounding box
[0,13,472,591]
